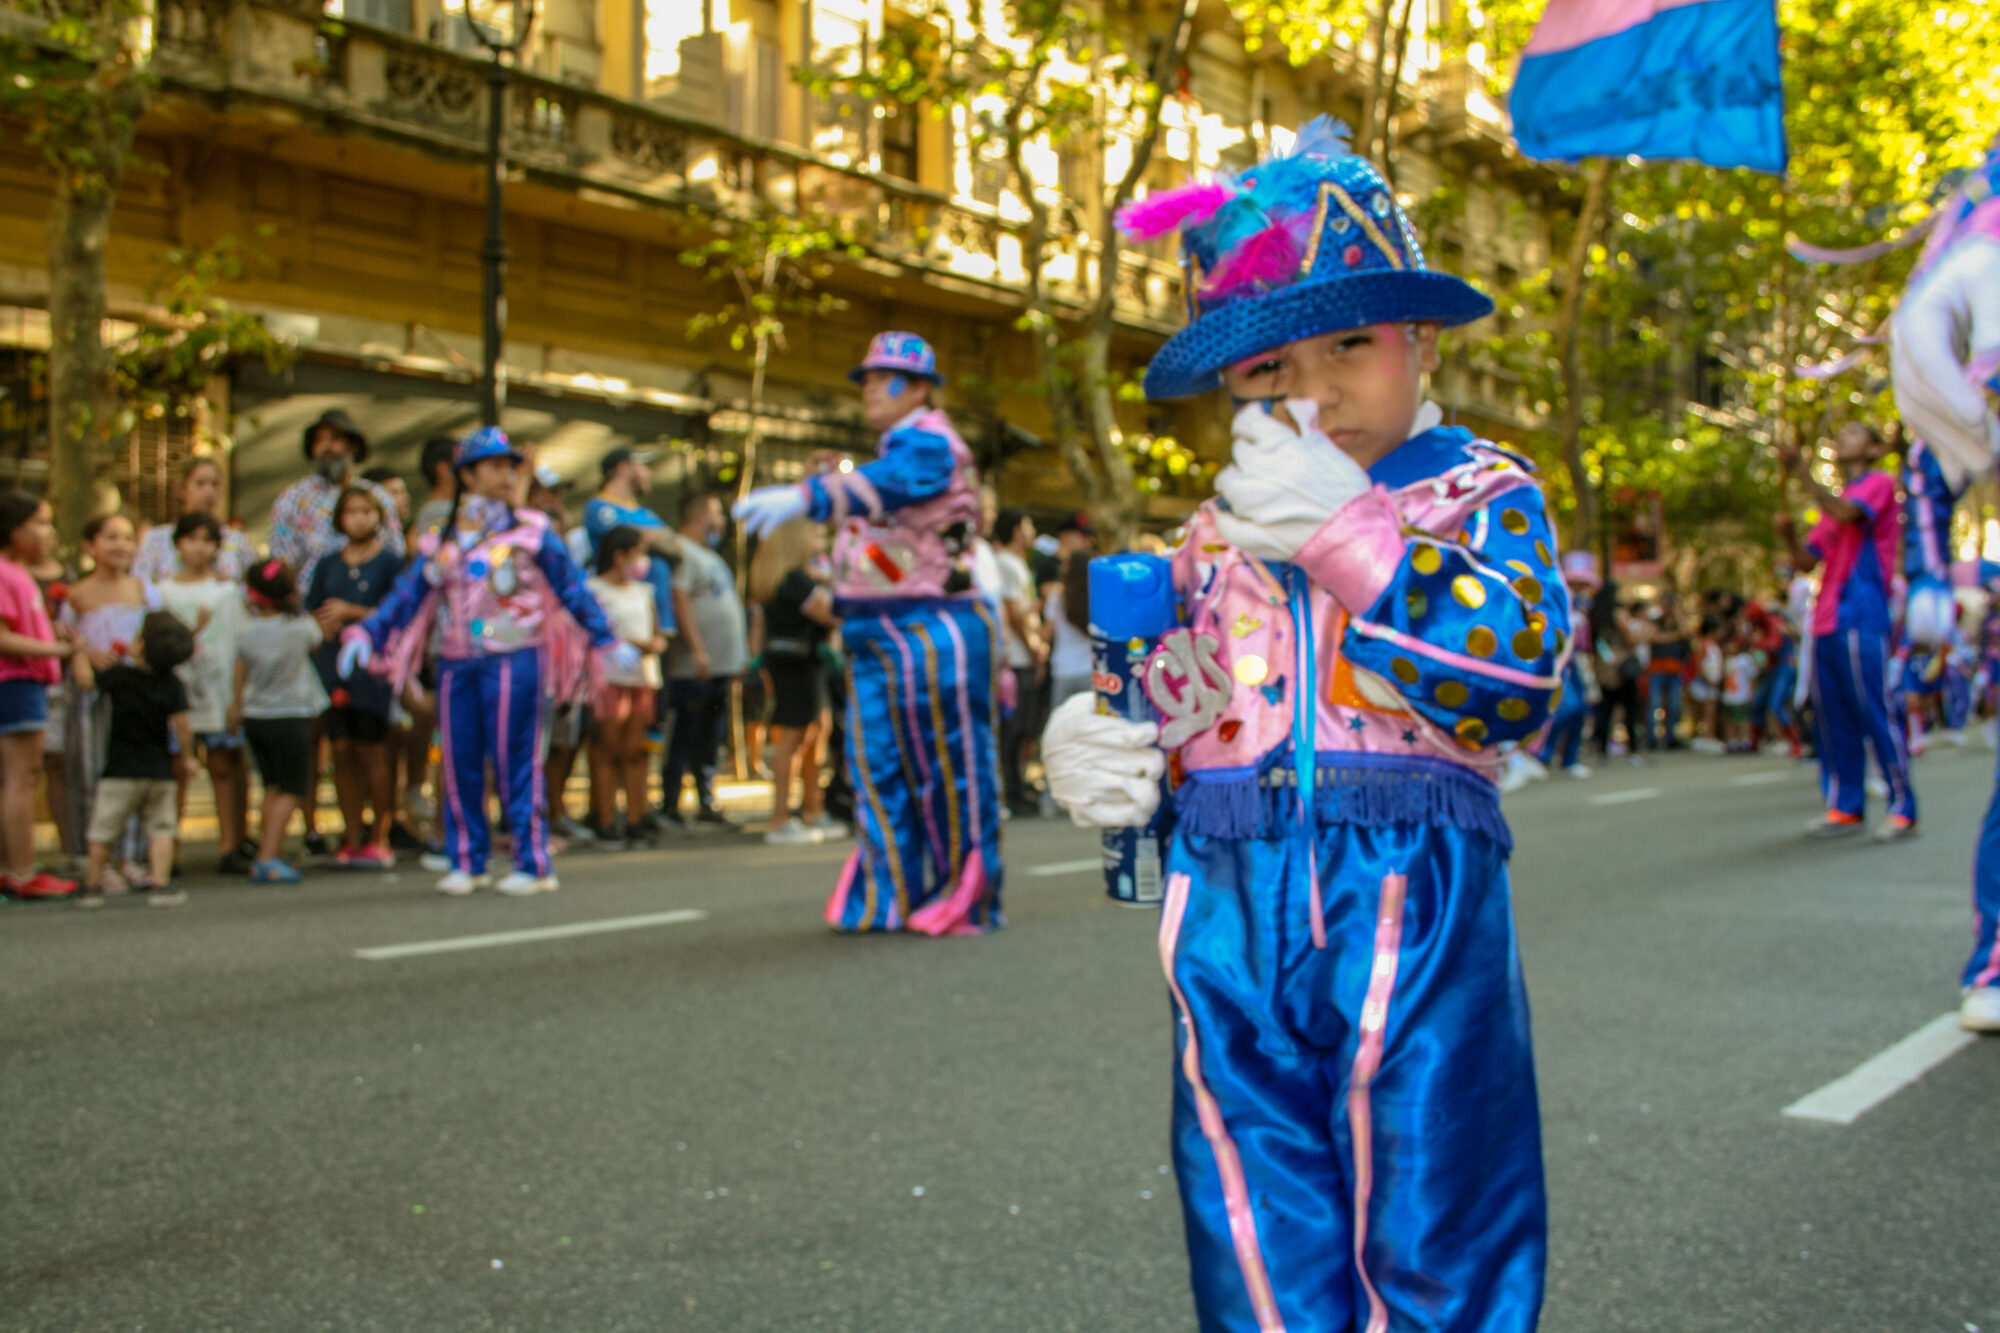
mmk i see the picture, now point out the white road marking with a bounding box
[354,909,708,961]
[1729,770,1792,787]
[1587,787,1661,807]
[1781,1013,1976,1125]
[1026,858,1104,878]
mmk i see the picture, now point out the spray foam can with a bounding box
[1088,553,1177,906]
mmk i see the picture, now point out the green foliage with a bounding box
[1437,0,2000,567]
[678,207,860,356]
[0,0,157,193]
[109,235,297,440]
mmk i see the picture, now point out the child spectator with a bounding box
[305,487,401,868]
[156,513,251,873]
[1721,628,1762,754]
[71,611,196,908]
[22,508,78,871]
[62,512,162,890]
[585,526,666,844]
[748,518,841,845]
[0,493,78,900]
[230,559,326,883]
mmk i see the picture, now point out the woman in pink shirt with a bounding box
[0,493,78,899]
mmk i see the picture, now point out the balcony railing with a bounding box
[148,0,1184,329]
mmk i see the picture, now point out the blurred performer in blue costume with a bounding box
[735,333,1002,935]
[337,429,634,897]
[1041,120,1565,1332]
[1897,433,1969,754]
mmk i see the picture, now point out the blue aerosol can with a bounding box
[1089,553,1178,907]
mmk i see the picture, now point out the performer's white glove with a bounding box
[604,642,643,677]
[1213,398,1373,560]
[734,485,809,539]
[1040,693,1167,829]
[336,628,373,679]
[1905,578,1957,649]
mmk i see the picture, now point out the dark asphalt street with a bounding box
[5,746,2000,1332]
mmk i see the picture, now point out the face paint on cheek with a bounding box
[886,374,909,399]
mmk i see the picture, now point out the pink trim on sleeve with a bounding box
[1291,488,1408,616]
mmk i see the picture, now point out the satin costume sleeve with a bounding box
[535,525,618,649]
[1293,480,1569,747]
[803,425,958,522]
[359,548,437,650]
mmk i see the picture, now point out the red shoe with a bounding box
[4,870,79,900]
[1804,811,1865,839]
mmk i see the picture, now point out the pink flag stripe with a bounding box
[1523,0,1727,57]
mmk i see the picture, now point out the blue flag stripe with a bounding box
[1510,0,1787,175]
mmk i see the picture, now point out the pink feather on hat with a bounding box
[1114,181,1240,240]
[1200,221,1304,297]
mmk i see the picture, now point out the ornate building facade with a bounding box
[0,0,1566,537]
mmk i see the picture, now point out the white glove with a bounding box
[734,485,810,539]
[1905,579,1957,648]
[605,642,643,677]
[1040,693,1167,828]
[1213,398,1373,559]
[336,629,373,679]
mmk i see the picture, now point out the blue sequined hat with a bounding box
[1117,118,1493,400]
[453,426,522,471]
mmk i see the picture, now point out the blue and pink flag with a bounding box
[1508,0,1787,174]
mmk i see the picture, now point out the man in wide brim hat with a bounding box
[301,407,369,464]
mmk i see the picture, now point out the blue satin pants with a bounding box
[825,599,1004,935]
[1811,629,1916,822]
[1963,748,2000,990]
[1161,822,1545,1332]
[437,649,549,877]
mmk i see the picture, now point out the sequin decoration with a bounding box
[1391,657,1421,684]
[1435,680,1469,708]
[1496,698,1531,722]
[1411,543,1442,575]
[1452,575,1487,609]
[1513,576,1543,604]
[1232,613,1265,638]
[1234,654,1269,686]
[1466,626,1498,658]
[1371,192,1392,217]
[1535,539,1555,567]
[1500,509,1530,536]
[1512,628,1543,658]
[1218,719,1243,743]
[1456,717,1488,744]
[1407,590,1428,619]
[1332,214,1353,234]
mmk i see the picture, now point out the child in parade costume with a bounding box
[1041,120,1565,1333]
[1774,421,1918,841]
[336,429,637,897]
[734,332,1003,935]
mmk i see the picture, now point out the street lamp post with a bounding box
[463,0,539,427]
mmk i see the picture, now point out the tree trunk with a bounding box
[46,161,129,542]
[1357,0,1401,167]
[1378,0,1419,180]
[1555,158,1613,554]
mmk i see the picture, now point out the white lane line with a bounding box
[1782,1013,1976,1125]
[1729,770,1791,787]
[1587,786,1661,807]
[1026,858,1104,878]
[354,909,708,961]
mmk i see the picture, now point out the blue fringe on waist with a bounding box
[1174,750,1512,854]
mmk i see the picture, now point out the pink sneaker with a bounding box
[349,844,395,870]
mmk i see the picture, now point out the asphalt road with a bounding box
[4,745,2000,1332]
